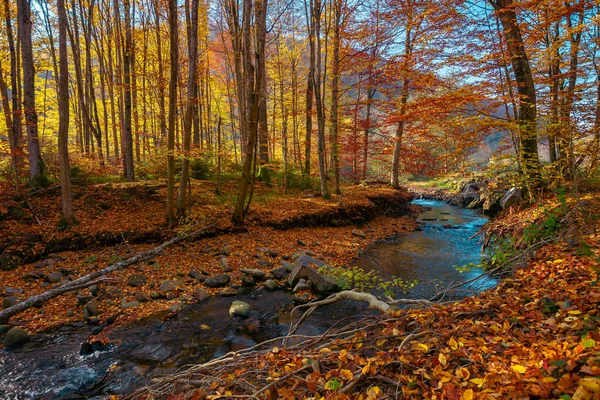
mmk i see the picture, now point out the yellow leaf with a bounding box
[362,363,371,375]
[415,343,429,353]
[320,348,332,354]
[512,365,527,374]
[554,259,564,264]
[272,346,280,353]
[367,386,382,397]
[579,378,600,392]
[457,368,470,380]
[461,388,474,400]
[439,353,447,366]
[568,310,582,315]
[340,369,353,381]
[448,337,458,350]
[469,378,485,387]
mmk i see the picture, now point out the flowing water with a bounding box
[0,199,496,399]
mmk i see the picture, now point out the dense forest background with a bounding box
[1,0,599,225]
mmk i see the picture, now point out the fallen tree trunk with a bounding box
[0,221,216,324]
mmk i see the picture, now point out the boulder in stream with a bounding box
[288,254,339,294]
[4,327,29,349]
[204,274,231,288]
[229,300,251,318]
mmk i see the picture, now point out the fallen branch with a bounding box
[0,220,217,324]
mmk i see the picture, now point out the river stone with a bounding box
[291,294,309,304]
[500,187,522,209]
[288,254,338,294]
[241,269,267,280]
[271,267,289,280]
[222,245,231,256]
[128,274,148,287]
[269,250,278,258]
[159,279,182,292]
[229,300,251,318]
[84,302,99,318]
[2,296,19,309]
[150,291,161,300]
[281,261,294,271]
[264,279,278,290]
[194,288,211,302]
[47,271,63,283]
[4,327,29,348]
[293,279,312,292]
[220,257,232,272]
[204,274,231,288]
[219,288,239,297]
[297,239,307,246]
[66,310,75,317]
[169,303,183,313]
[352,229,367,239]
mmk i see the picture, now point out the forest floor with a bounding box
[0,181,416,334]
[129,186,600,400]
[2,181,600,399]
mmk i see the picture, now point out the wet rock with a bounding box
[293,279,312,292]
[264,279,278,290]
[220,257,232,273]
[229,300,251,318]
[128,274,148,287]
[288,254,338,294]
[204,274,231,288]
[500,187,522,209]
[66,310,75,317]
[159,279,182,292]
[121,299,140,309]
[291,294,309,304]
[194,288,211,302]
[80,338,107,355]
[2,296,19,309]
[271,267,289,280]
[84,302,99,318]
[135,292,152,302]
[352,229,367,239]
[269,250,279,258]
[241,276,256,287]
[4,327,29,348]
[47,271,63,283]
[241,268,267,280]
[219,288,239,296]
[282,254,290,260]
[91,326,103,335]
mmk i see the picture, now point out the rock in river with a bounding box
[128,274,148,287]
[4,327,30,349]
[159,280,182,292]
[288,254,338,294]
[229,300,251,318]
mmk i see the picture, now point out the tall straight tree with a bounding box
[17,0,49,187]
[177,0,200,218]
[123,0,135,181]
[488,0,541,191]
[166,0,178,227]
[57,0,75,225]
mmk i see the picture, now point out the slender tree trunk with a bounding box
[4,0,22,179]
[177,0,199,218]
[166,0,178,227]
[57,0,74,225]
[329,0,341,194]
[152,0,167,147]
[122,0,135,181]
[18,0,48,187]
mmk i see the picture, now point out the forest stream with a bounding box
[0,199,497,399]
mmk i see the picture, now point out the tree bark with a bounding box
[166,0,178,227]
[123,0,135,181]
[57,0,75,226]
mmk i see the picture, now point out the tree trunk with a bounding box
[57,0,75,226]
[123,0,135,181]
[18,0,48,187]
[329,0,341,195]
[490,0,541,191]
[177,0,200,218]
[4,0,22,179]
[166,0,178,227]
